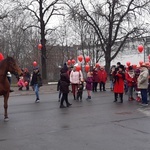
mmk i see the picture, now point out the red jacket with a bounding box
[113,72,125,93]
[98,70,107,83]
[93,70,99,82]
[125,72,136,87]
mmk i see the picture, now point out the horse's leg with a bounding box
[3,93,9,121]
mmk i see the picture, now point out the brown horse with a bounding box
[0,56,22,121]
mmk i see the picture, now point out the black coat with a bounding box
[60,73,70,93]
[31,71,42,87]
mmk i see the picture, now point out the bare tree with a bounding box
[14,0,64,80]
[66,0,150,72]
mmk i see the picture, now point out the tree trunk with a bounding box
[40,0,47,80]
[105,48,111,75]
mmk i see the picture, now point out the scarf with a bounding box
[128,70,135,78]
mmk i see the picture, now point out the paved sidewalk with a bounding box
[10,82,111,97]
[10,84,57,96]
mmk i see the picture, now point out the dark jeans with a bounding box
[7,77,11,84]
[141,89,148,104]
[99,82,106,91]
[60,93,69,106]
[93,82,98,92]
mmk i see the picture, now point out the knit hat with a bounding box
[33,66,39,70]
[141,63,148,68]
[119,65,125,71]
[128,66,133,71]
[117,62,121,66]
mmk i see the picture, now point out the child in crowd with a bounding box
[17,76,25,90]
[77,79,84,101]
[85,72,93,100]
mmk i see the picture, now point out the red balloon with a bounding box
[71,59,76,64]
[85,56,90,63]
[76,65,81,71]
[33,61,37,67]
[67,60,71,65]
[148,54,150,60]
[95,63,100,68]
[85,64,90,72]
[38,44,42,50]
[139,61,143,66]
[24,81,28,86]
[77,55,83,62]
[126,62,131,67]
[0,53,4,61]
[138,45,144,53]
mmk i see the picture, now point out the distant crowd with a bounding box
[58,61,150,108]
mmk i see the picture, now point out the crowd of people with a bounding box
[58,61,150,108]
[7,60,150,107]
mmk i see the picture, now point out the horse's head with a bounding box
[6,56,23,76]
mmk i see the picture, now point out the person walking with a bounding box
[113,65,125,103]
[59,68,72,108]
[137,64,149,106]
[30,67,42,103]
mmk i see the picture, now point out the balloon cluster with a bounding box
[67,59,76,66]
[67,55,101,72]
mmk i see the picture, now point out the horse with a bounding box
[0,56,22,121]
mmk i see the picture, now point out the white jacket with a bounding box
[137,67,149,89]
[70,70,83,84]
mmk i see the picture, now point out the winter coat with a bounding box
[30,71,42,87]
[113,71,125,93]
[60,73,70,93]
[70,70,83,84]
[77,82,84,93]
[125,71,136,87]
[93,70,99,82]
[98,70,107,83]
[85,77,93,90]
[137,67,149,89]
[17,78,25,87]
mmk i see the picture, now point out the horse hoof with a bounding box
[4,118,9,122]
